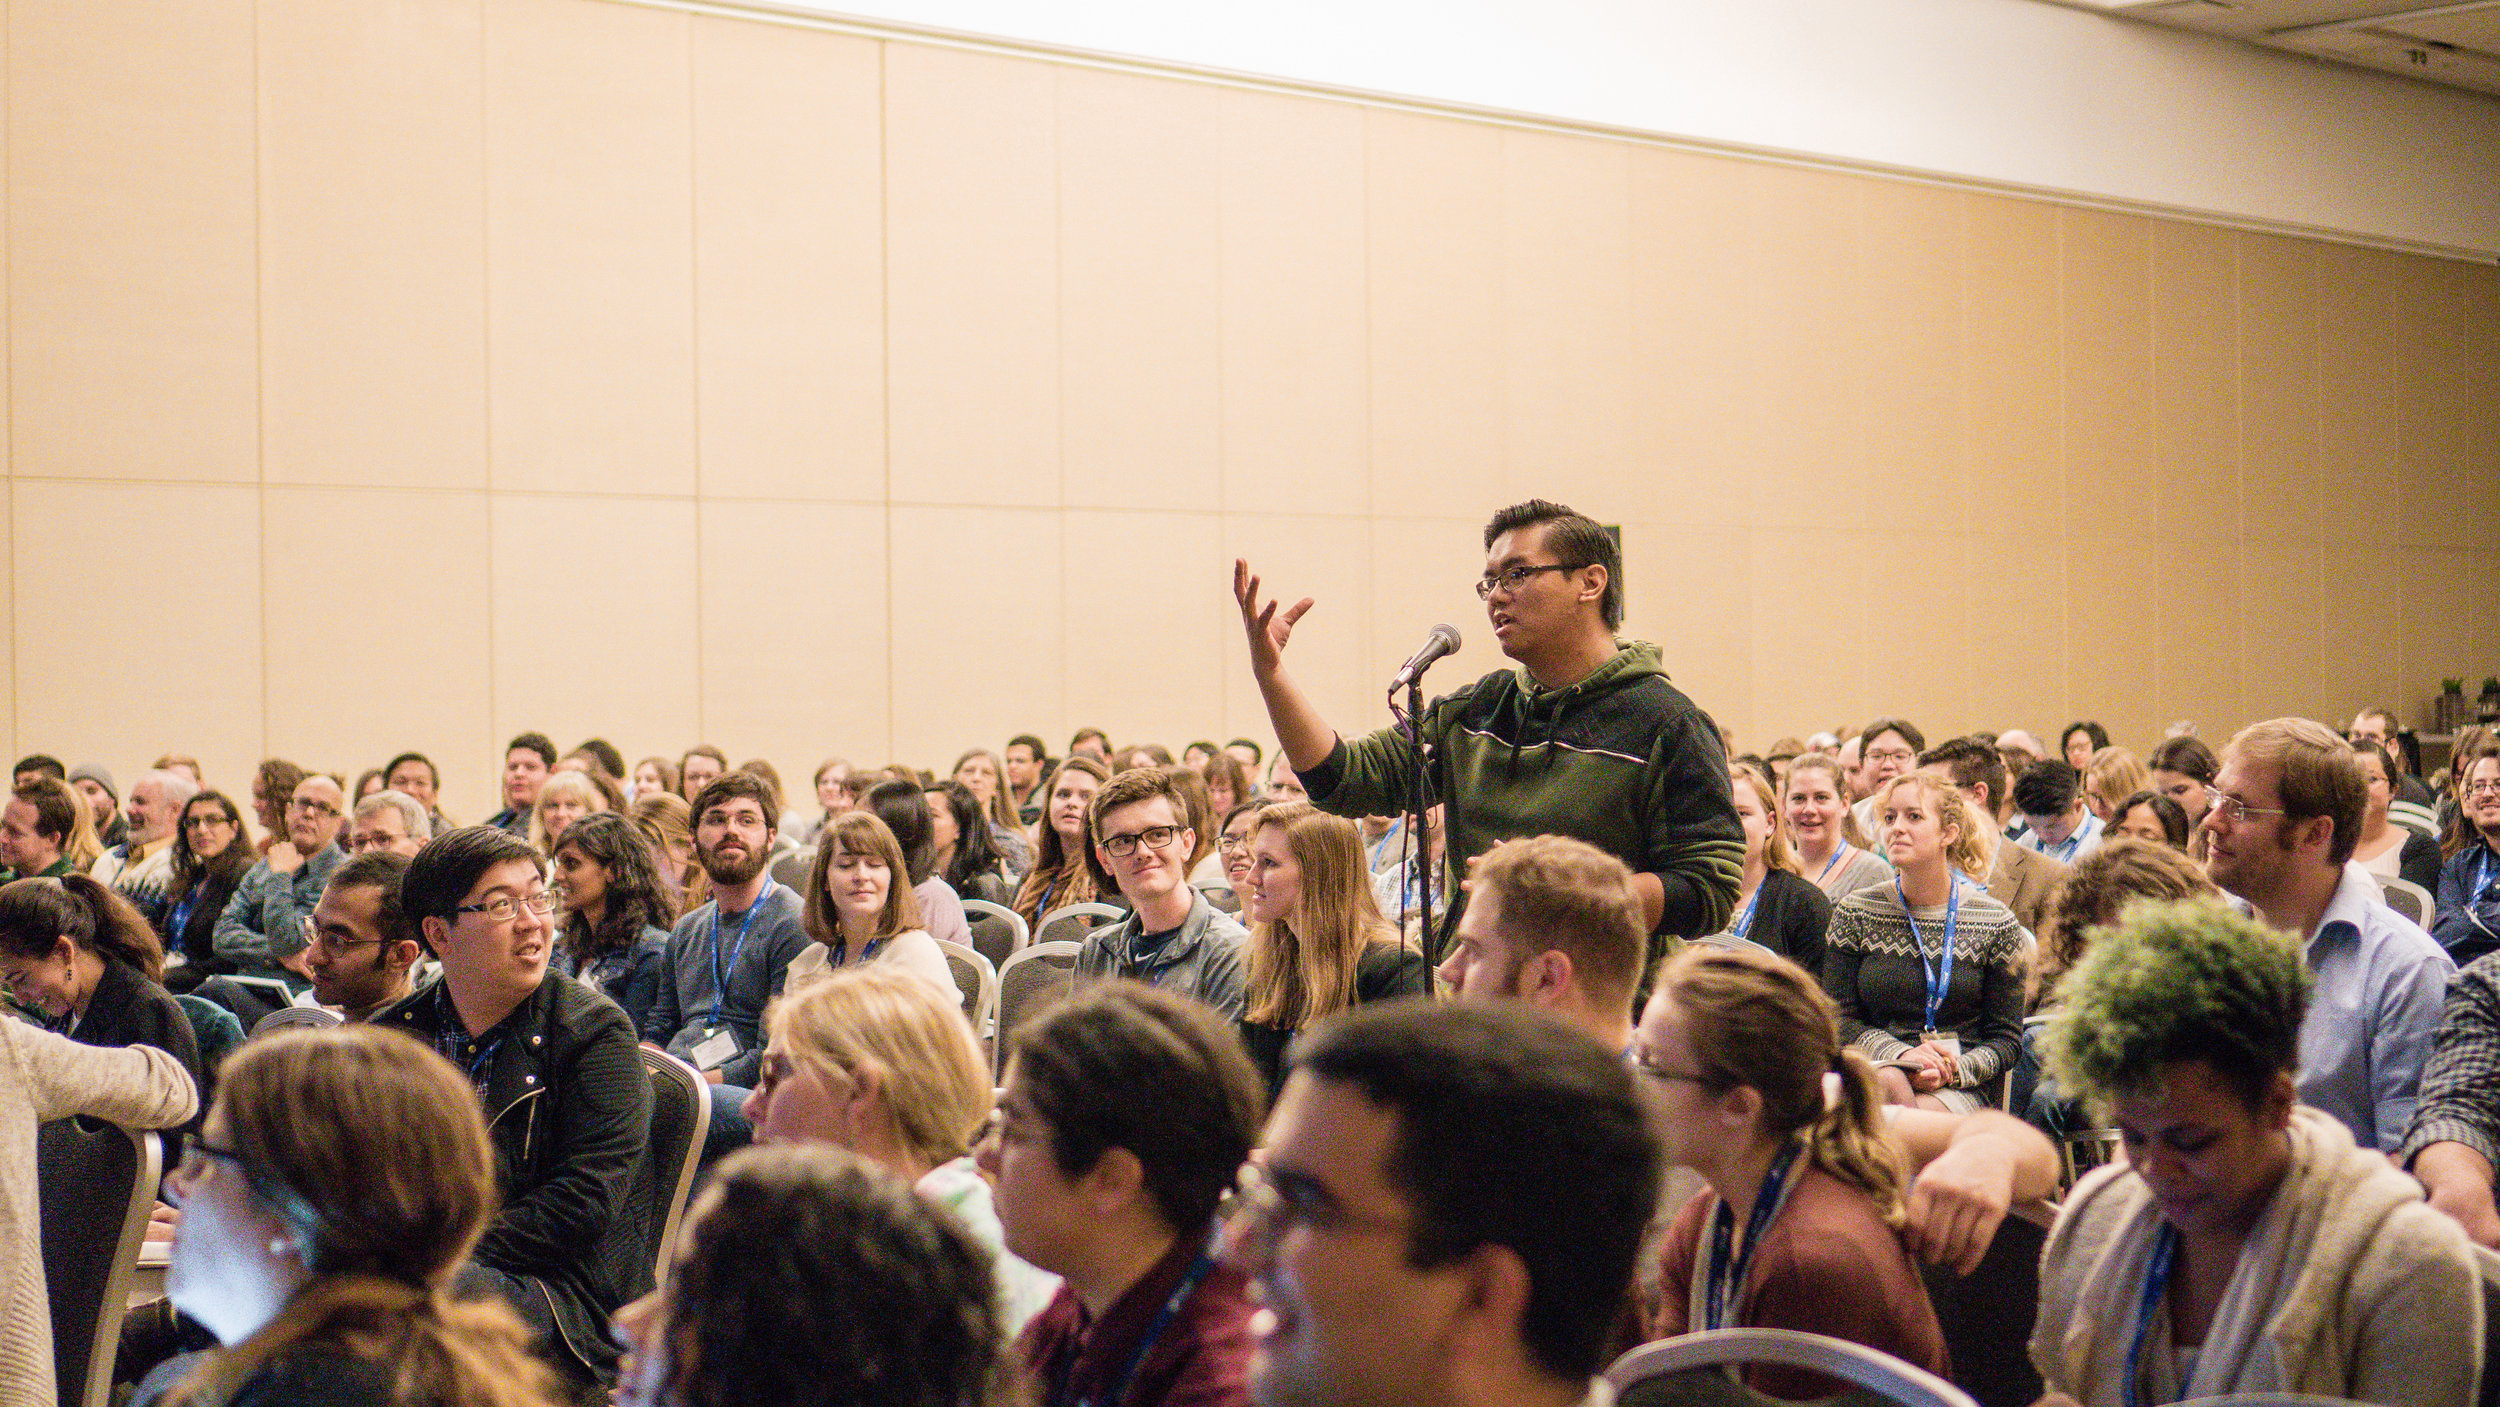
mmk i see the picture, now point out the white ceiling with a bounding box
[2042,0,2500,96]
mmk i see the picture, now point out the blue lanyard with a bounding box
[1896,876,1961,1034]
[463,1035,505,1087]
[2046,814,2093,864]
[1058,1251,1216,1407]
[1730,885,1763,940]
[168,881,207,947]
[709,885,779,1025]
[1705,1143,1802,1331]
[2477,846,2496,901]
[2124,1224,2181,1407]
[1814,843,1852,885]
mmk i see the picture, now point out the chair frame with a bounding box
[1607,1328,1980,1407]
[2380,876,2434,926]
[41,1122,162,1407]
[640,1047,707,1274]
[1034,901,1124,945]
[250,1004,344,1038]
[961,898,1032,958]
[936,937,1001,1035]
[994,940,1084,1078]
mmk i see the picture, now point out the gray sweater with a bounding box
[645,882,810,1088]
[212,844,346,973]
[1075,892,1249,1018]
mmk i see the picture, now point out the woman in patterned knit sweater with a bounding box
[1820,772,2026,1113]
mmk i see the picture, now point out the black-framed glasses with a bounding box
[183,814,235,830]
[1100,825,1188,859]
[453,890,558,923]
[1473,562,1582,599]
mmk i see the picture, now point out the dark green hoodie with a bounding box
[1302,640,1743,962]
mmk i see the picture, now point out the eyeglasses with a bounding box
[287,799,340,818]
[1217,833,1255,853]
[2464,782,2500,800]
[300,918,382,954]
[172,1138,249,1183]
[2206,794,2288,825]
[1864,747,1918,765]
[1226,1160,1408,1261]
[1100,825,1188,859]
[1629,1046,1713,1087]
[453,889,558,923]
[1473,562,1582,600]
[183,815,234,830]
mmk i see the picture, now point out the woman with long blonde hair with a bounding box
[1235,803,1430,1093]
[147,1026,558,1407]
[1714,767,1831,972]
[1010,757,1115,928]
[1638,943,1946,1396]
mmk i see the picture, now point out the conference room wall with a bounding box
[5,0,2495,823]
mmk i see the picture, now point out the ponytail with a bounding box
[0,873,167,983]
[164,1276,557,1407]
[1806,1049,1910,1228]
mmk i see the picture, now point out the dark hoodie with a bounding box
[1301,640,1743,966]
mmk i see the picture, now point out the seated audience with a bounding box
[927,781,1015,908]
[950,747,1033,878]
[1264,750,1308,804]
[70,763,126,853]
[1013,756,1115,927]
[740,968,1059,1330]
[2351,705,2441,834]
[484,732,556,837]
[1824,774,2026,1112]
[1074,768,1247,1016]
[1849,718,1926,836]
[676,745,726,802]
[983,983,1261,1407]
[2013,759,2103,862]
[2206,718,2449,1153]
[0,873,200,1095]
[1369,804,1448,937]
[860,780,976,952]
[1712,765,1831,971]
[2145,733,2218,832]
[630,754,680,806]
[1920,736,2067,941]
[551,812,676,1036]
[1438,835,1644,1053]
[1996,729,2046,779]
[1638,944,1949,1396]
[645,773,811,1154]
[2033,898,2477,1406]
[0,775,93,880]
[1005,735,1050,827]
[376,826,653,1392]
[2081,745,2148,824]
[209,775,348,1023]
[143,1026,557,1407]
[2349,738,2443,890]
[614,1145,1010,1407]
[2105,789,2190,849]
[1233,802,1430,1093]
[2433,748,2500,965]
[1198,750,1252,821]
[788,810,953,999]
[1233,1001,1656,1407]
[248,758,306,852]
[346,788,430,858]
[630,791,705,910]
[352,767,387,804]
[303,851,424,1022]
[161,790,256,987]
[92,767,197,925]
[2060,720,2109,771]
[1784,754,1892,900]
[1216,801,1264,894]
[527,769,608,856]
[2401,939,2500,1250]
[383,750,452,834]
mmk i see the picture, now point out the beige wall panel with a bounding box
[259,0,488,491]
[2064,534,2162,748]
[489,495,698,756]
[8,0,257,482]
[2399,549,2495,703]
[1748,527,1878,735]
[263,487,494,814]
[1857,527,1977,736]
[1962,199,2061,533]
[1220,516,1371,747]
[2237,542,2326,723]
[14,481,261,787]
[2392,256,2485,551]
[1218,91,1367,518]
[699,501,888,771]
[1630,148,1754,526]
[1366,112,1503,517]
[1857,181,1969,525]
[1060,510,1227,747]
[2059,209,2155,532]
[2237,234,2320,546]
[2318,542,2407,723]
[1623,524,1752,742]
[1369,518,1510,717]
[693,19,884,504]
[2149,222,2239,540]
[1738,164,1866,528]
[1498,130,1637,514]
[0,489,14,755]
[2315,246,2401,550]
[1058,70,1221,513]
[883,45,1058,509]
[485,0,694,497]
[1964,533,2070,734]
[887,505,1060,766]
[2153,546,2243,739]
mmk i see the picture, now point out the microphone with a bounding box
[1389,624,1463,692]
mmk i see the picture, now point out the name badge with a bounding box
[1923,1029,1961,1060]
[689,1026,740,1071]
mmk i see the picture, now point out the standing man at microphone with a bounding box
[1234,499,1742,982]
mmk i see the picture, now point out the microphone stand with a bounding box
[1389,672,1436,959]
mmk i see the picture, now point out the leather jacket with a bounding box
[378,973,655,1381]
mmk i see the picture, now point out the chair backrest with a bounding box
[222,972,301,1006]
[1694,933,1775,956]
[1920,1208,2046,1407]
[1034,902,1124,946]
[250,1004,343,1038]
[40,1120,162,1407]
[2474,1244,2500,1407]
[175,994,247,1099]
[2173,1397,2379,1406]
[1192,879,1241,914]
[1608,1329,1980,1407]
[640,1047,706,1275]
[936,938,1000,1034]
[2380,877,2433,926]
[994,941,1083,1077]
[961,899,1030,966]
[2059,1128,2125,1190]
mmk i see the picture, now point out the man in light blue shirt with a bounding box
[2207,717,2452,1153]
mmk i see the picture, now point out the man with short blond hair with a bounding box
[1437,835,1644,1053]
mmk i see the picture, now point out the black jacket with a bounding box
[377,973,654,1381]
[70,956,205,1110]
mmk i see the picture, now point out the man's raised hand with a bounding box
[1234,559,1313,681]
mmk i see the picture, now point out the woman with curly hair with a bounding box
[550,813,679,1036]
[2033,899,2478,1406]
[163,790,258,985]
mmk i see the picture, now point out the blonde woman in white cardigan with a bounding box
[2032,899,2480,1407]
[0,1016,197,1407]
